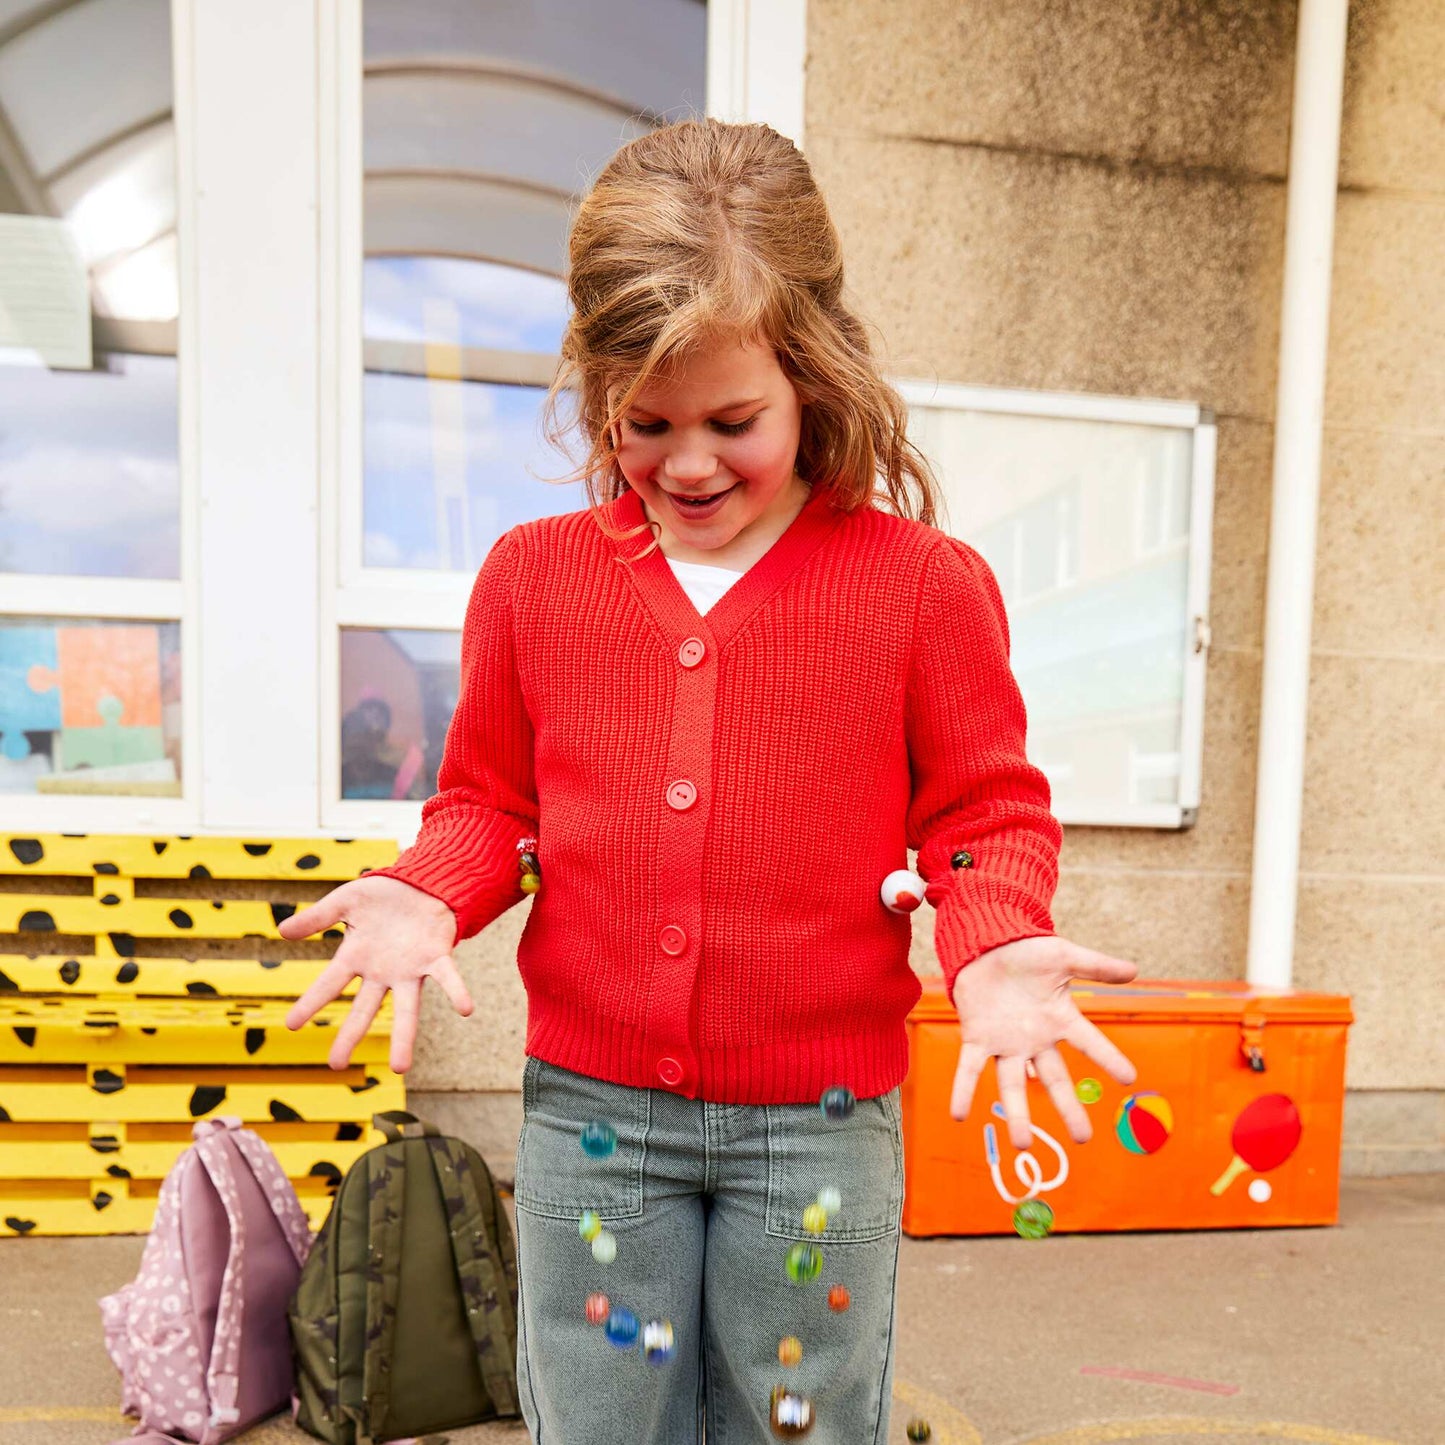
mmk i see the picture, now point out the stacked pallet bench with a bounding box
[0,832,404,1236]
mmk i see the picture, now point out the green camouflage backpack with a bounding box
[288,1110,520,1444]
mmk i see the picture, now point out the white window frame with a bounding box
[318,0,807,841]
[896,379,1217,829]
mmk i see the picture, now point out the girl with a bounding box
[283,118,1139,1444]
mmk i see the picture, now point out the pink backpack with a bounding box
[100,1116,313,1443]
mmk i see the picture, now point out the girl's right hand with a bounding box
[279,875,472,1075]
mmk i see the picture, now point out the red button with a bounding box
[666,779,697,811]
[656,1056,684,1087]
[658,924,687,956]
[678,637,706,668]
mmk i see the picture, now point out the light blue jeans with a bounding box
[513,1057,904,1444]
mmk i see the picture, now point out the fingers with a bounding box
[428,955,474,1018]
[389,980,420,1075]
[1062,1015,1138,1086]
[1064,943,1139,986]
[949,1041,989,1121]
[1033,1046,1092,1144]
[277,885,351,941]
[285,956,357,1032]
[995,1054,1033,1151]
[327,979,387,1071]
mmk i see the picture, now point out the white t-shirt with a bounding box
[666,556,746,615]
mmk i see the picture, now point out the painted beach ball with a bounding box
[604,1306,639,1350]
[1012,1199,1055,1239]
[1115,1091,1174,1155]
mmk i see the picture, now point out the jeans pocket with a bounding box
[513,1057,650,1221]
[764,1088,903,1243]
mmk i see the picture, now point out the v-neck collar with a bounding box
[608,483,847,651]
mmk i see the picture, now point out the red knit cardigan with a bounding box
[369,484,1061,1104]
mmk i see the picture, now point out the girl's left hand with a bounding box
[949,935,1140,1150]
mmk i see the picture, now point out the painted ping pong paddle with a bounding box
[1210,1092,1302,1196]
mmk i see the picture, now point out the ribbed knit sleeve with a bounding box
[366,526,538,948]
[905,534,1062,996]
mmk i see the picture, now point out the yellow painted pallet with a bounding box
[0,1175,342,1236]
[0,1120,375,1182]
[0,997,391,1064]
[0,952,351,998]
[1,831,403,1236]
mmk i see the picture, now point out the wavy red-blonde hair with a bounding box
[541,118,941,560]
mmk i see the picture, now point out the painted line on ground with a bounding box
[1018,1418,1404,1445]
[1080,1366,1242,1395]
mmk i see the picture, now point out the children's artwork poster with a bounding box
[0,622,173,791]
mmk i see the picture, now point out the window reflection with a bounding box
[0,0,180,582]
[339,628,460,801]
[0,617,181,796]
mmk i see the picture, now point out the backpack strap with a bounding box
[190,1133,249,1431]
[349,1132,408,1445]
[424,1136,520,1417]
[373,1110,440,1143]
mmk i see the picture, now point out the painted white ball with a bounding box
[881,869,927,914]
[1247,1178,1272,1203]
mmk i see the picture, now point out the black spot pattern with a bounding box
[115,962,139,984]
[140,1027,157,1035]
[270,1100,303,1122]
[244,1029,265,1056]
[259,958,281,970]
[59,961,80,985]
[308,1161,342,1187]
[244,844,273,857]
[92,1192,114,1210]
[185,982,219,997]
[189,1085,227,1116]
[168,909,194,929]
[19,911,55,932]
[91,1069,125,1095]
[335,1122,363,1141]
[106,1165,132,1178]
[0,969,16,992]
[9,839,43,865]
[89,1135,120,1153]
[5,1218,36,1234]
[349,1076,380,1094]
[211,900,224,910]
[0,1106,9,1123]
[151,841,168,855]
[189,865,212,880]
[12,1028,35,1048]
[108,933,136,957]
[100,894,121,906]
[296,854,321,870]
[93,862,119,875]
[270,902,296,926]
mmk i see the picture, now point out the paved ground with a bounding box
[1,1174,1438,1445]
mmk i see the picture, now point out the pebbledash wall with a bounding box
[410,0,1445,1178]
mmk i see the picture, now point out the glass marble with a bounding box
[777,1336,803,1368]
[906,1418,933,1442]
[585,1291,610,1326]
[769,1384,815,1438]
[643,1319,675,1366]
[578,1209,602,1242]
[1076,1077,1103,1105]
[1012,1199,1055,1240]
[802,1203,828,1235]
[591,1229,618,1264]
[785,1241,823,1285]
[604,1306,639,1349]
[819,1086,856,1122]
[827,1284,851,1312]
[580,1121,618,1158]
[817,1187,842,1215]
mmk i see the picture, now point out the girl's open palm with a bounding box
[279,876,471,1074]
[950,935,1139,1151]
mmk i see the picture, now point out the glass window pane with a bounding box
[363,373,581,571]
[909,406,1197,817]
[339,628,460,801]
[0,0,179,581]
[0,616,181,796]
[359,1,707,572]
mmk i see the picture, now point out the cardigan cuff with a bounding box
[930,871,1055,999]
